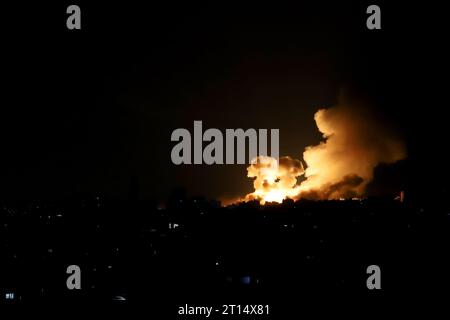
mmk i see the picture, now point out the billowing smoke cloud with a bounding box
[297,102,406,200]
[240,96,407,204]
[244,156,304,204]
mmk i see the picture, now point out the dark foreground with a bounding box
[1,195,449,315]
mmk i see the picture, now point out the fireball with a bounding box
[236,103,406,205]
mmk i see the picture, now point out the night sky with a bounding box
[2,1,447,203]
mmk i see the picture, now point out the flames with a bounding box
[243,156,304,204]
[238,100,407,205]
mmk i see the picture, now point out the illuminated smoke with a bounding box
[243,156,304,204]
[240,99,407,204]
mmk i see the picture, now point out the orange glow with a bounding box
[234,104,406,205]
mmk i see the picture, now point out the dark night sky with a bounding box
[2,2,448,203]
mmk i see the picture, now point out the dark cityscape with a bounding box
[2,1,450,316]
[2,190,449,309]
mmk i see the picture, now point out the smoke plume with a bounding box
[244,156,304,204]
[241,97,407,204]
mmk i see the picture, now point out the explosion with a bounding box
[239,100,407,204]
[243,156,304,204]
